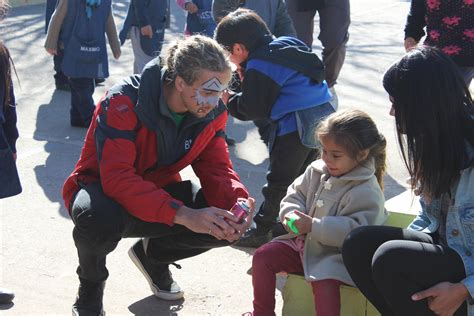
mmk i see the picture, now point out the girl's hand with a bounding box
[412,282,469,316]
[289,210,313,235]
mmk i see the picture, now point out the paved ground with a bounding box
[0,0,421,314]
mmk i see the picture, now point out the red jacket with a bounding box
[63,66,248,225]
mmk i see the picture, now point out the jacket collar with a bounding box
[312,157,377,182]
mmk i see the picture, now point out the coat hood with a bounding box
[249,36,326,84]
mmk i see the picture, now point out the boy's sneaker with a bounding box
[72,279,105,316]
[235,227,272,248]
[128,239,184,301]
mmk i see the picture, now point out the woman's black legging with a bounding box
[342,226,467,316]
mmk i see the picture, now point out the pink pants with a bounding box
[252,242,344,316]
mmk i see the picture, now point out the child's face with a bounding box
[320,135,366,177]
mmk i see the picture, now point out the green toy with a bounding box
[284,212,300,234]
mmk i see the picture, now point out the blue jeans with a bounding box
[69,77,95,125]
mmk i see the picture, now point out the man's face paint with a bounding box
[194,77,228,108]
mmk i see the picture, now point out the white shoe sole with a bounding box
[128,247,184,301]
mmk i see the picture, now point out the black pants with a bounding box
[286,0,350,86]
[69,77,95,125]
[53,50,68,85]
[71,181,230,283]
[342,226,467,316]
[254,131,318,232]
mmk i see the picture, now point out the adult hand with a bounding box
[141,25,153,39]
[185,2,198,14]
[286,210,312,235]
[113,50,121,60]
[225,197,256,242]
[404,37,418,52]
[412,282,470,316]
[46,47,57,55]
[174,205,239,240]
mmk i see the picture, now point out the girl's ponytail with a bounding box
[371,134,387,190]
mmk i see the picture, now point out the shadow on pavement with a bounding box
[33,89,85,218]
[383,173,406,201]
[128,295,184,315]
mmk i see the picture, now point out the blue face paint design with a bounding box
[194,77,228,108]
[195,90,220,107]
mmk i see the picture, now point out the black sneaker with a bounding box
[128,239,184,300]
[235,227,272,248]
[72,279,105,316]
[0,287,14,304]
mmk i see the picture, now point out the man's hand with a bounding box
[225,197,255,242]
[141,25,153,39]
[185,2,198,14]
[412,282,469,316]
[404,37,418,52]
[174,205,240,240]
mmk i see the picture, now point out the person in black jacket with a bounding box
[0,1,21,303]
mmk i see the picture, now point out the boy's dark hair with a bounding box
[214,8,271,53]
[383,47,474,198]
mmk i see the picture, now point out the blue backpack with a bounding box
[61,0,111,78]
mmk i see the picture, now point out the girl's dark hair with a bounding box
[383,47,474,198]
[0,42,13,110]
[317,109,387,190]
[214,8,271,53]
